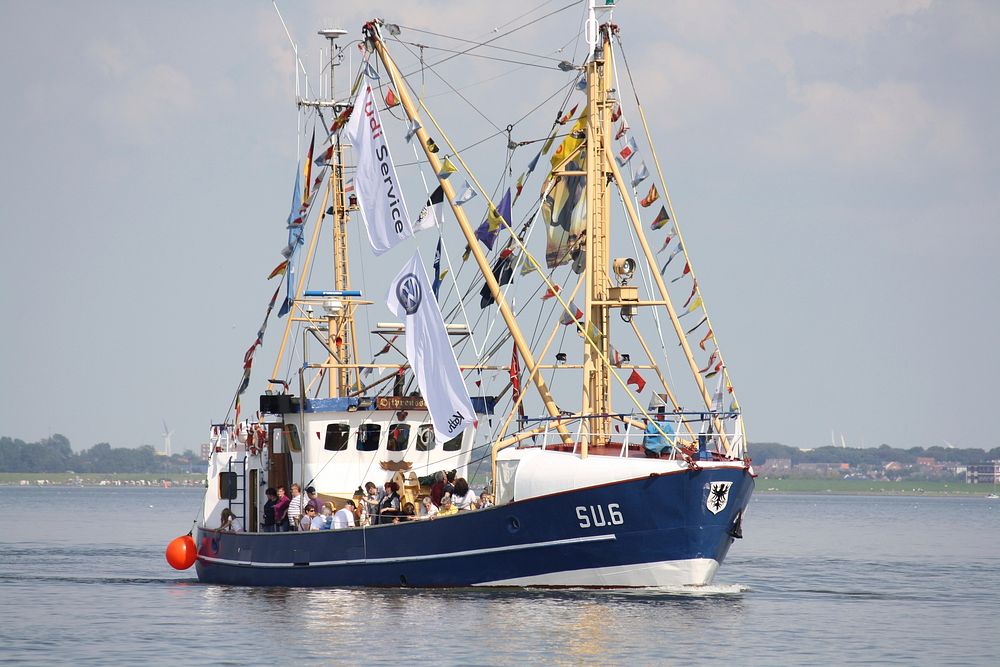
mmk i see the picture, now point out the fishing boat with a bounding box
[181,1,754,588]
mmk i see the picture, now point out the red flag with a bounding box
[627,369,646,393]
[373,335,398,358]
[510,343,525,420]
[329,105,353,133]
[558,103,579,125]
[699,351,718,374]
[640,184,659,208]
[385,88,399,108]
[315,145,334,165]
[698,328,714,351]
[682,280,698,307]
[615,121,629,140]
[267,260,288,280]
[611,104,622,122]
[541,285,562,300]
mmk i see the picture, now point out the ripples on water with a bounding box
[0,488,997,665]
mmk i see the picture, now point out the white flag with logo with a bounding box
[386,251,476,443]
[346,83,413,255]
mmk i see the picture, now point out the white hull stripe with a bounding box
[198,533,616,569]
[476,557,720,588]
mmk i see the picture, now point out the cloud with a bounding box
[88,40,195,143]
[756,80,970,167]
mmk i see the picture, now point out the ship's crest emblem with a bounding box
[706,481,733,515]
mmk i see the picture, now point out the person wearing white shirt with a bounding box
[451,478,478,511]
[333,500,357,529]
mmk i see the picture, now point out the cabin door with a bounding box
[268,423,291,494]
[247,468,259,532]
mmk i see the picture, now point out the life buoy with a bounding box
[419,428,433,447]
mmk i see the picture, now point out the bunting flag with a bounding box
[551,110,588,168]
[611,104,622,122]
[437,157,458,180]
[626,369,646,393]
[711,373,726,411]
[426,138,440,154]
[527,150,541,172]
[615,136,638,166]
[267,260,288,280]
[235,396,241,426]
[236,283,281,401]
[384,87,399,108]
[345,84,414,255]
[479,246,515,308]
[705,362,723,379]
[454,181,477,206]
[659,243,684,275]
[698,328,714,351]
[576,77,587,91]
[671,262,691,283]
[558,103,579,125]
[510,343,525,421]
[360,366,375,379]
[685,316,708,336]
[680,295,703,317]
[610,347,622,367]
[682,279,698,306]
[415,185,444,232]
[329,105,353,134]
[364,61,379,79]
[302,130,315,204]
[559,301,584,325]
[462,245,472,262]
[515,172,526,199]
[615,120,629,141]
[404,119,422,143]
[657,233,675,254]
[475,189,511,250]
[373,335,398,358]
[279,164,304,318]
[315,145,334,166]
[541,126,559,155]
[699,351,718,374]
[630,162,649,188]
[640,184,659,208]
[650,206,671,230]
[541,285,561,300]
[432,236,444,300]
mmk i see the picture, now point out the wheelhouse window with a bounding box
[443,432,463,451]
[357,424,381,451]
[219,471,238,500]
[324,423,350,451]
[283,423,301,452]
[386,424,410,452]
[416,425,435,452]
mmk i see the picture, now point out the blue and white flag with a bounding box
[387,252,476,443]
[346,84,414,255]
[278,166,304,317]
[631,161,649,188]
[454,180,477,207]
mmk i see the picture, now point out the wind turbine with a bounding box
[161,419,174,456]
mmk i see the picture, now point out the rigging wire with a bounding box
[392,39,564,71]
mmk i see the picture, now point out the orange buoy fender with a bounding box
[165,534,198,570]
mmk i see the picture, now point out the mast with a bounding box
[582,19,615,455]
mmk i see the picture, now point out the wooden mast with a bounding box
[366,22,572,444]
[582,25,614,456]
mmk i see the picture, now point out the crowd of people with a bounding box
[239,472,493,532]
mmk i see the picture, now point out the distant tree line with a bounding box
[750,442,1000,467]
[0,434,203,474]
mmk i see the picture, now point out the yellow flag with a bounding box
[437,157,458,180]
[550,109,588,169]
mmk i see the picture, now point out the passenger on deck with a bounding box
[434,493,458,518]
[479,491,494,509]
[430,471,446,506]
[361,482,382,527]
[420,496,438,519]
[220,507,243,532]
[305,486,324,514]
[444,470,456,496]
[451,478,478,511]
[301,505,318,531]
[262,487,278,532]
[399,502,416,522]
[306,505,326,531]
[319,503,335,529]
[378,481,401,524]
[333,500,357,529]
[275,486,291,531]
[288,484,304,530]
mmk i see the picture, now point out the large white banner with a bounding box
[346,83,413,255]
[386,251,476,443]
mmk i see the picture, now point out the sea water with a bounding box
[0,487,997,665]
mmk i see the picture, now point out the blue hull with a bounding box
[195,466,753,587]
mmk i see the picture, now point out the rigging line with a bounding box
[393,38,503,133]
[392,19,565,63]
[398,0,581,78]
[613,35,739,408]
[391,38,563,70]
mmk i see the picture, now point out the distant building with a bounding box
[966,460,1000,484]
[916,457,936,468]
[200,442,212,462]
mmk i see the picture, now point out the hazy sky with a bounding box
[1,1,998,454]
